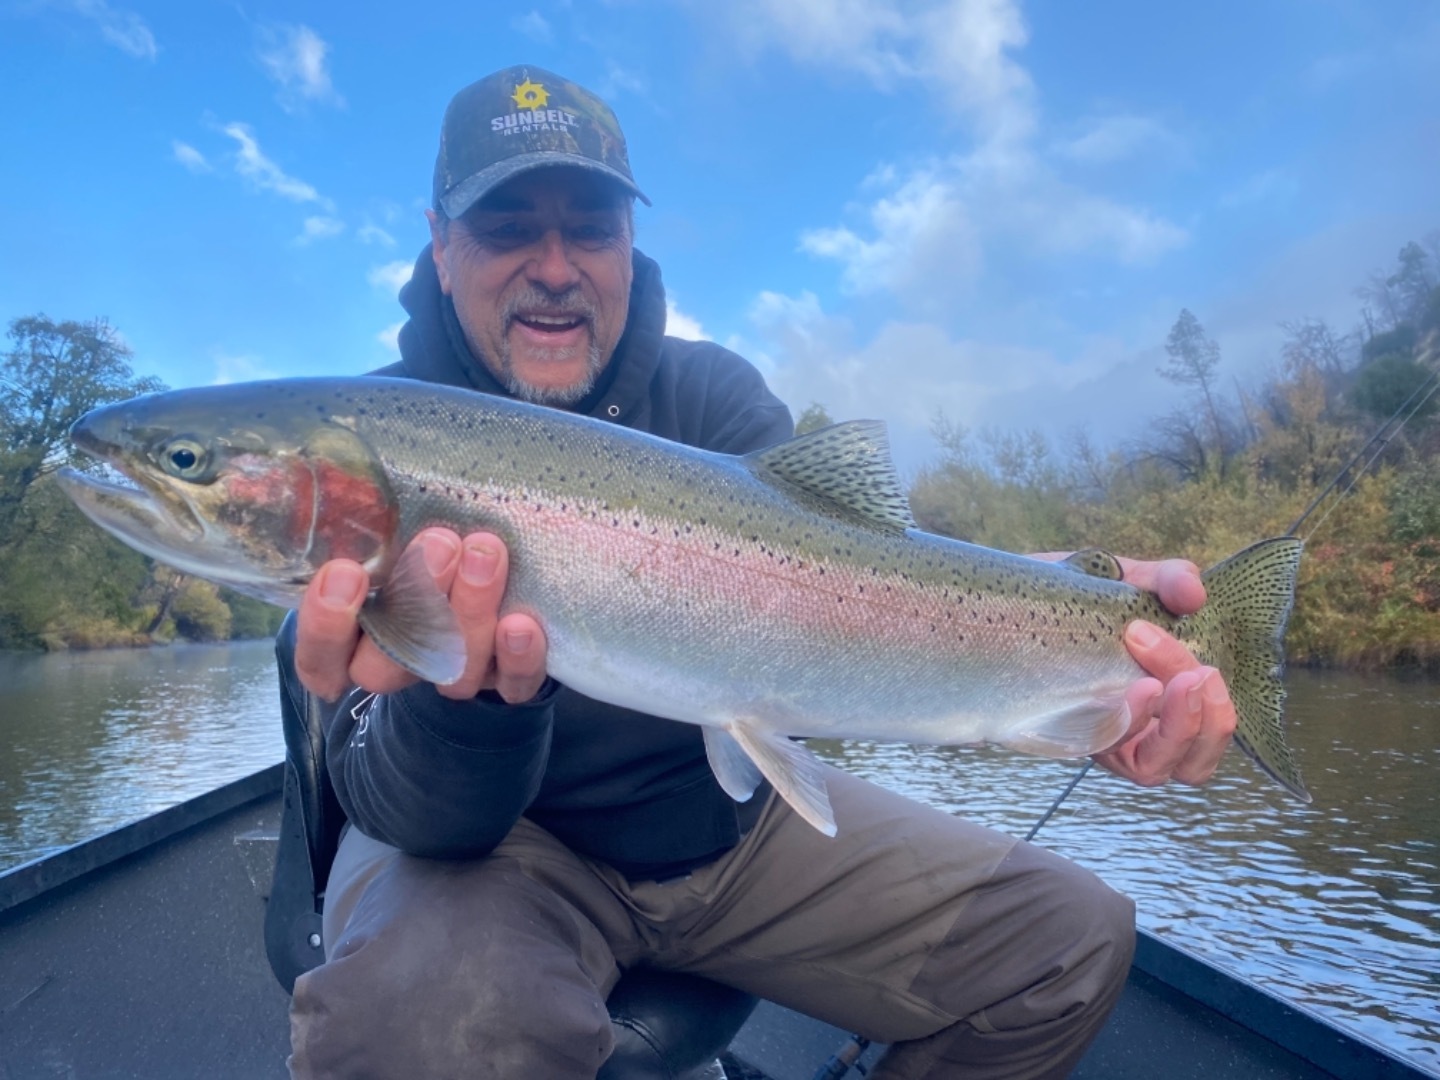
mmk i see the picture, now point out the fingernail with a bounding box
[1187,679,1204,715]
[1202,669,1230,706]
[1127,621,1161,648]
[504,629,532,654]
[422,534,459,577]
[461,543,499,586]
[319,565,363,610]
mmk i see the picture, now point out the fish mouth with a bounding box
[56,465,205,549]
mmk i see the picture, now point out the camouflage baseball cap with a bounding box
[433,65,649,219]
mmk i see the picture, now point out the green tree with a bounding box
[1350,353,1436,423]
[1160,309,1229,469]
[1387,241,1437,326]
[1361,324,1417,364]
[171,580,233,642]
[0,314,166,648]
[794,402,835,434]
[1,314,164,516]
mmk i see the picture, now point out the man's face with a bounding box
[428,168,634,407]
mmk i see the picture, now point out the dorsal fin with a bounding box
[749,420,916,533]
[1062,548,1125,580]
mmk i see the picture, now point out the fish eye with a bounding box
[159,437,211,480]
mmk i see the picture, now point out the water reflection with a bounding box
[0,641,284,866]
[813,668,1440,1073]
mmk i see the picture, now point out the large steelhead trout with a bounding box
[58,377,1308,834]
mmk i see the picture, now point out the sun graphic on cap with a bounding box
[511,79,549,111]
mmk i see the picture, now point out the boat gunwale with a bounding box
[0,762,283,915]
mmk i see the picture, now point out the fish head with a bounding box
[57,381,400,606]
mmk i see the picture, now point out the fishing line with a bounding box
[1290,370,1440,542]
[1024,329,1440,842]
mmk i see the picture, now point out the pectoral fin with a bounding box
[1000,693,1131,758]
[357,542,467,686]
[725,721,836,837]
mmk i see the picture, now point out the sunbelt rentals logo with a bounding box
[492,79,579,136]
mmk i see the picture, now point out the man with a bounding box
[280,65,1237,1079]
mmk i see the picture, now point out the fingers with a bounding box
[434,532,549,703]
[293,528,549,703]
[429,533,504,699]
[491,612,549,704]
[1096,620,1237,787]
[349,529,463,694]
[1117,557,1206,615]
[1171,671,1235,784]
[1124,618,1200,682]
[294,559,369,701]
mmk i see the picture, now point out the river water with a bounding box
[0,644,1436,1074]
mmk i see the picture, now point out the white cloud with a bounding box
[510,11,552,43]
[378,321,404,354]
[171,140,211,173]
[50,0,156,60]
[368,260,413,293]
[716,1,1186,316]
[742,289,1098,470]
[296,216,345,245]
[719,0,1035,141]
[358,223,396,247]
[257,24,343,109]
[1052,114,1185,166]
[800,166,982,309]
[222,122,330,207]
[801,149,1186,312]
[665,298,708,341]
[741,289,1185,473]
[212,352,279,385]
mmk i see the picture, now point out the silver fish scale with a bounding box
[341,381,1167,751]
[61,376,1306,806]
[59,374,1307,812]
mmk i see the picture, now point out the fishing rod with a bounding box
[810,331,1439,1080]
[1024,328,1440,842]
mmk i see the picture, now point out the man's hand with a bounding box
[1095,556,1237,787]
[294,528,548,704]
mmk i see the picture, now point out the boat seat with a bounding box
[264,613,758,1079]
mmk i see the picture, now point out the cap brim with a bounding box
[439,152,651,219]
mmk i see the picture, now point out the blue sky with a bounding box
[2,0,1436,473]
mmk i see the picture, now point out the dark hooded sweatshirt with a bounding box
[276,246,793,880]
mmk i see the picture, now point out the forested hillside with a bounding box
[903,238,1440,669]
[0,315,283,649]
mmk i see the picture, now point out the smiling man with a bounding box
[428,168,634,405]
[279,65,1238,1080]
